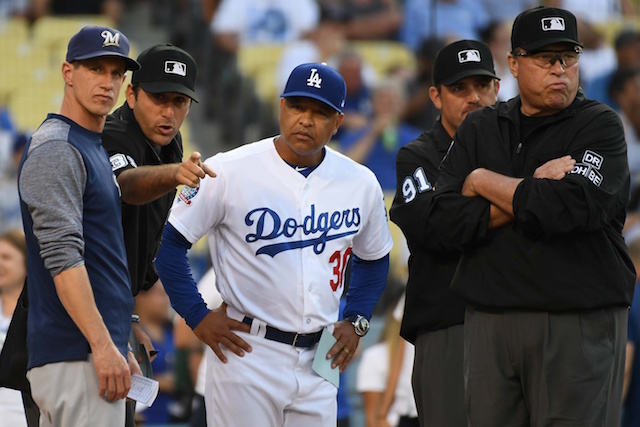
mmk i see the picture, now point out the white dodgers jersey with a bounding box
[169,137,393,333]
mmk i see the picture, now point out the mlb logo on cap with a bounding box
[132,44,199,102]
[458,49,481,64]
[433,40,499,86]
[511,6,582,52]
[542,17,565,31]
[165,61,187,77]
[281,63,347,113]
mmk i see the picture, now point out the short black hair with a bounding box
[479,21,501,44]
[609,66,640,99]
[615,28,640,50]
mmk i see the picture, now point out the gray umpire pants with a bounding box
[464,306,627,427]
[412,324,467,427]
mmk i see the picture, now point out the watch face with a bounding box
[354,315,370,336]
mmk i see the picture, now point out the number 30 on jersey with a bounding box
[402,167,432,203]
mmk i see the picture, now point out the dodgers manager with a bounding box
[155,62,393,426]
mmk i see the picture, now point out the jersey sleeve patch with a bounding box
[401,167,433,203]
[569,150,603,187]
[177,184,199,205]
[109,153,137,171]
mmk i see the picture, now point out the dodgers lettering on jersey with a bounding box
[245,205,360,256]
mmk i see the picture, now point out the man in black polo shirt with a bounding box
[102,43,214,426]
[390,39,501,427]
[414,6,634,426]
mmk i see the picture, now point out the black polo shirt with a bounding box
[103,102,183,296]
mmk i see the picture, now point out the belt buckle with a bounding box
[292,333,300,347]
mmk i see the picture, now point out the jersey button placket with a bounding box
[300,183,311,331]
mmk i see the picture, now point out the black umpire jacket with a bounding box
[390,120,465,344]
[103,102,183,296]
[425,90,635,312]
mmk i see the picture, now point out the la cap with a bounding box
[132,44,199,102]
[433,40,499,86]
[281,63,347,113]
[511,6,583,52]
[66,25,140,71]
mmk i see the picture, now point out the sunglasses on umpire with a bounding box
[512,46,583,68]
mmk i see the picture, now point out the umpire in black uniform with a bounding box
[390,40,500,427]
[102,44,214,426]
[414,6,635,427]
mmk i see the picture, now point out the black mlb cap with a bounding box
[511,6,583,52]
[433,40,499,86]
[132,44,199,102]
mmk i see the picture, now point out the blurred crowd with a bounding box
[3,0,640,426]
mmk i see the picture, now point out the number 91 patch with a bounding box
[402,167,433,203]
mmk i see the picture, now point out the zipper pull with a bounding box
[516,142,523,154]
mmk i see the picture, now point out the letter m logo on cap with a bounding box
[101,30,120,47]
[542,17,565,31]
[458,49,481,63]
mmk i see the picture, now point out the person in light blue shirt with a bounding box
[401,0,490,52]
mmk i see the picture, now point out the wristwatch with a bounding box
[346,314,370,337]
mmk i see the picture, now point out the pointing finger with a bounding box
[203,163,217,178]
[189,151,202,164]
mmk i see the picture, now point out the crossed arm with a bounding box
[462,155,576,229]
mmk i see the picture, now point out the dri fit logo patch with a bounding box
[570,150,603,187]
[542,17,565,31]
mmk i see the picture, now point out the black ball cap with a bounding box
[132,44,199,102]
[433,39,499,86]
[511,6,583,52]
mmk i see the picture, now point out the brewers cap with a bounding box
[132,44,199,102]
[511,6,583,52]
[281,63,347,113]
[433,40,499,86]
[66,25,140,71]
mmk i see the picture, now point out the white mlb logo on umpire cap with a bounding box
[165,60,187,76]
[458,49,481,64]
[542,17,565,31]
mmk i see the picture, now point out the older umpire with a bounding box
[421,6,635,426]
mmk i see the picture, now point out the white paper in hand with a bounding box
[127,374,159,406]
[312,328,340,388]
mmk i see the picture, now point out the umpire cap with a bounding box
[66,26,140,71]
[511,6,583,52]
[433,40,499,86]
[132,44,199,102]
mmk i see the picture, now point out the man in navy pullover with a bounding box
[18,26,140,426]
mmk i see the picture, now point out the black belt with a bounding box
[242,316,322,348]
